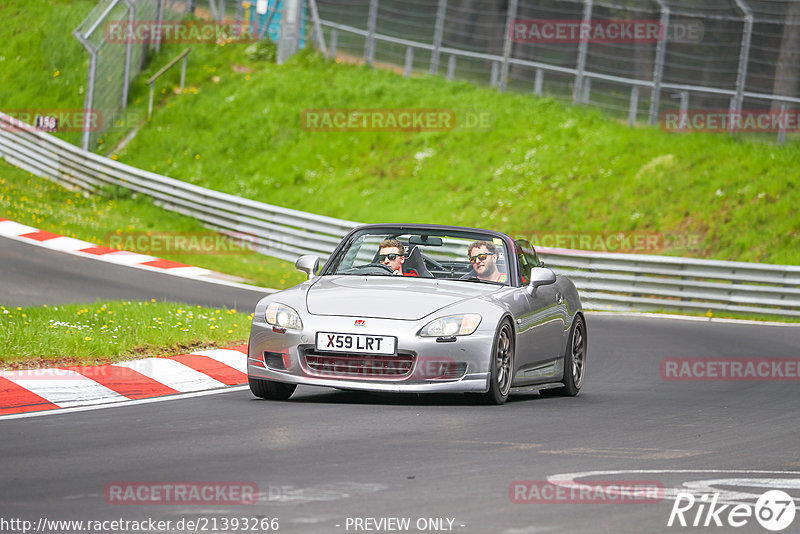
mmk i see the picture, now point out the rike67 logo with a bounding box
[668,490,796,531]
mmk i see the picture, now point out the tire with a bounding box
[541,314,586,397]
[248,376,297,400]
[480,320,515,405]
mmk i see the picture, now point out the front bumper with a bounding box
[248,315,494,394]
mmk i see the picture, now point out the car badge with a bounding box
[354,319,366,326]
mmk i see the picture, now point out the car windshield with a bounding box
[323,228,511,285]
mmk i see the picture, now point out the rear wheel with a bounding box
[481,320,515,405]
[541,315,586,397]
[249,376,297,400]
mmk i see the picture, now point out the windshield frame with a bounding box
[319,224,520,286]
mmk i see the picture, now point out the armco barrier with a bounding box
[1,111,799,317]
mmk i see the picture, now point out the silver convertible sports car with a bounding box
[247,224,586,404]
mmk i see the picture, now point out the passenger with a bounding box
[378,239,418,276]
[468,241,506,282]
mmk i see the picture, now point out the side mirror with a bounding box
[526,267,556,295]
[295,255,320,280]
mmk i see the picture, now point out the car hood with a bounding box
[305,276,499,320]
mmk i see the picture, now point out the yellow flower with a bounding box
[111,154,118,160]
[53,70,60,77]
[84,336,92,341]
[195,154,200,159]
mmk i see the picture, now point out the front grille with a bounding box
[303,349,415,379]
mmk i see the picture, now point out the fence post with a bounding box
[404,47,413,77]
[307,0,327,57]
[235,0,242,33]
[73,32,96,152]
[365,0,379,66]
[491,61,499,87]
[499,0,518,93]
[277,0,302,64]
[648,0,670,125]
[581,77,591,104]
[121,0,134,110]
[218,0,225,22]
[534,68,543,95]
[573,0,593,104]
[447,55,456,80]
[628,85,639,126]
[329,28,338,59]
[730,0,753,134]
[679,90,689,117]
[156,0,164,53]
[778,102,788,145]
[180,54,187,90]
[430,0,447,75]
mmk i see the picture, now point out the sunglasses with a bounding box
[379,253,403,261]
[469,252,494,263]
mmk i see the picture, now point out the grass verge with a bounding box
[0,300,252,369]
[0,162,306,289]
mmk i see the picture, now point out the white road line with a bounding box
[113,358,227,392]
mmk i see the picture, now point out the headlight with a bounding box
[265,302,303,330]
[418,314,481,337]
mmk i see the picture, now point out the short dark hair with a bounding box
[468,240,496,256]
[379,239,405,255]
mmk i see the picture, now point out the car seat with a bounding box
[402,245,434,278]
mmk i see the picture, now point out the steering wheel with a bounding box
[342,263,396,275]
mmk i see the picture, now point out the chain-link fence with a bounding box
[73,0,189,150]
[315,0,800,142]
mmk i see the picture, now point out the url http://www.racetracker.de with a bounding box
[0,516,280,533]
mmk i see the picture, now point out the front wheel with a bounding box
[541,314,586,397]
[480,320,515,405]
[249,376,297,400]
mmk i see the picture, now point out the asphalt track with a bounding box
[2,236,799,534]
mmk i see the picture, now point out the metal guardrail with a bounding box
[1,111,799,317]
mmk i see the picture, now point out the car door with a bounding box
[510,240,568,384]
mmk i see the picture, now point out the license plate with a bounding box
[315,332,397,355]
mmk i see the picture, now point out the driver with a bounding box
[468,241,506,282]
[378,239,417,276]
